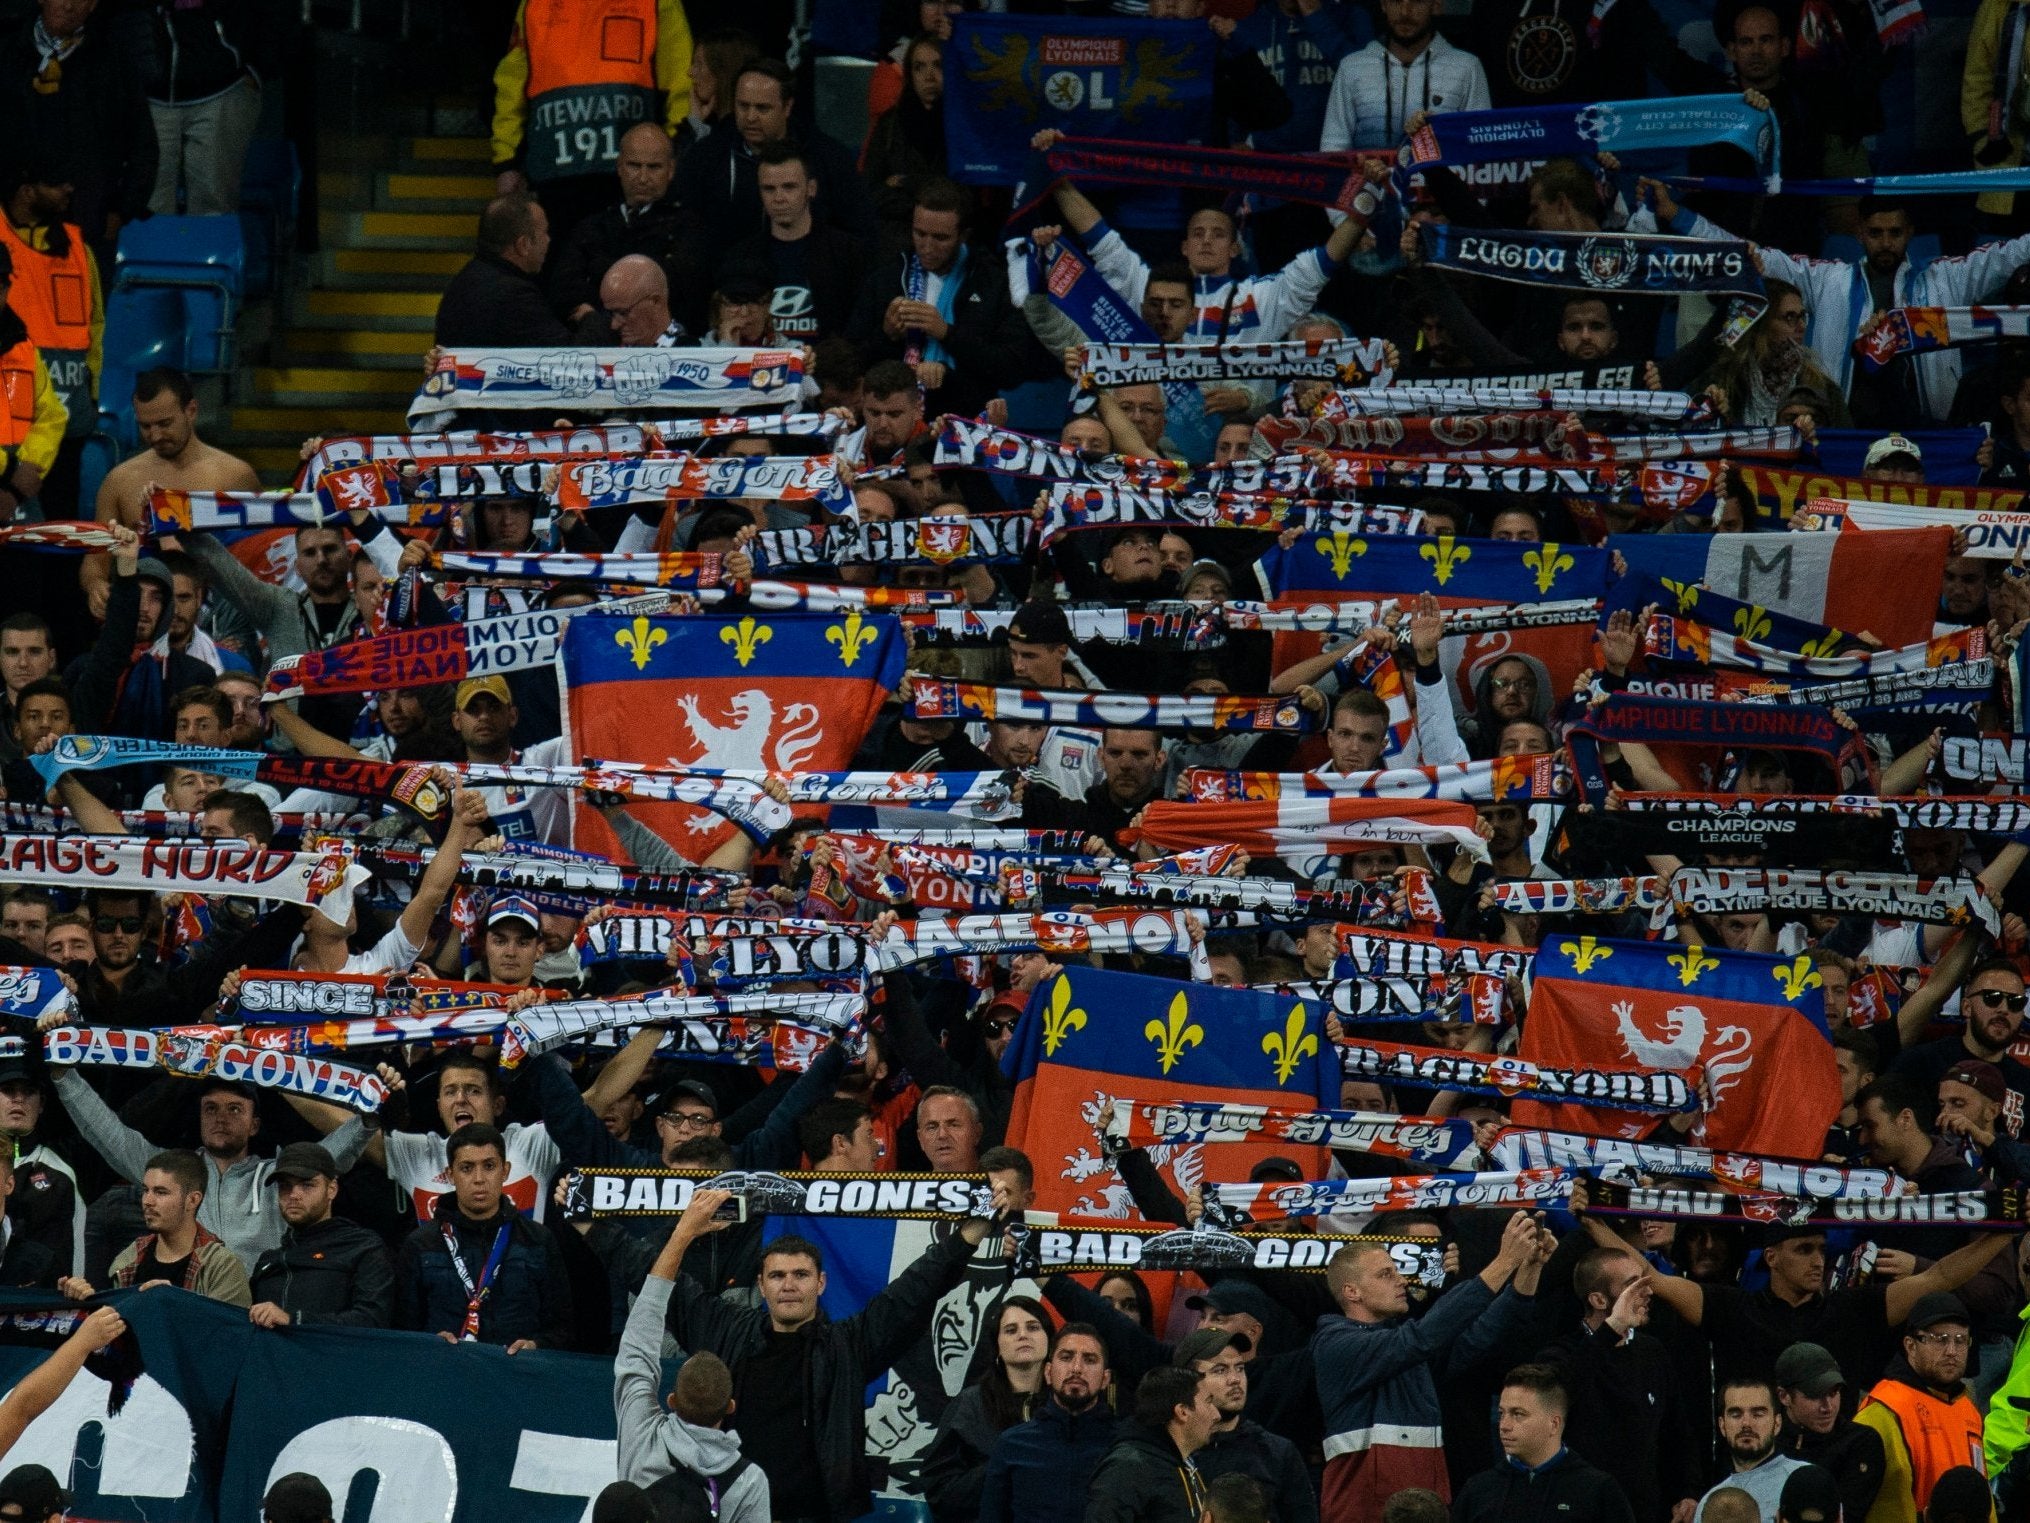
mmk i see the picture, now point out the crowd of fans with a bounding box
[8,2,2030,1523]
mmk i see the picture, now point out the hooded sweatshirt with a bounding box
[616,1276,771,1523]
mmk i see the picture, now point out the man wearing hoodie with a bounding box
[1314,1209,1549,1518]
[617,1221,769,1523]
[1854,1294,1987,1523]
[1085,1365,1221,1523]
[1451,1363,1635,1523]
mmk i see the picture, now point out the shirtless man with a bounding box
[85,368,259,617]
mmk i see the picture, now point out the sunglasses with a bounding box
[93,915,144,934]
[982,1017,1020,1037]
[1972,989,2029,1012]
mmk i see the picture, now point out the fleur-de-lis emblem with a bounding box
[1669,944,1719,987]
[1773,954,1823,1002]
[720,616,772,668]
[1262,1005,1319,1086]
[825,608,879,668]
[1797,630,1844,659]
[615,615,667,671]
[1523,543,1575,595]
[1144,991,1205,1075]
[1558,935,1614,974]
[1660,577,1700,613]
[1421,536,1472,586]
[1732,606,1773,643]
[1041,977,1086,1056]
[1313,531,1367,580]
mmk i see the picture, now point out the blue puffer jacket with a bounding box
[393,1192,573,1348]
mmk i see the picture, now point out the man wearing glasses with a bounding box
[1892,960,2030,1141]
[1852,1294,1986,1519]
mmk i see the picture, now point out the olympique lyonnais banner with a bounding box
[1738,466,2025,523]
[1135,796,1490,859]
[1082,339,1389,388]
[1562,800,1898,864]
[1516,936,1839,1158]
[1419,225,1765,308]
[561,1168,993,1220]
[1208,1169,1571,1222]
[1856,305,2030,369]
[562,611,905,862]
[1270,973,1508,1025]
[553,453,850,513]
[906,680,1317,734]
[1180,754,1566,804]
[301,415,842,482]
[1582,1180,2030,1231]
[1799,497,2030,558]
[1564,694,1868,803]
[263,595,671,700]
[0,1286,642,1523]
[45,1026,389,1112]
[0,965,78,1025]
[1018,1216,1443,1281]
[945,15,1214,184]
[1407,93,1776,176]
[0,834,367,920]
[409,347,805,423]
[496,990,863,1068]
[0,522,122,549]
[1006,969,1338,1221]
[1668,866,2001,936]
[1338,1037,1697,1112]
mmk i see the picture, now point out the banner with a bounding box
[1337,928,1534,980]
[897,598,1603,646]
[1564,693,1868,802]
[1408,94,1776,176]
[1798,496,2030,559]
[1083,339,1388,388]
[1030,137,1375,215]
[1517,935,1839,1157]
[301,416,842,482]
[561,611,904,861]
[1738,464,2024,524]
[1134,796,1488,858]
[1583,1179,2030,1231]
[1331,373,1693,418]
[0,834,366,920]
[750,516,1036,568]
[1270,974,1507,1025]
[945,15,1215,184]
[1668,867,2000,936]
[554,453,850,513]
[1338,1038,1695,1111]
[409,348,805,423]
[1180,754,1566,804]
[933,415,1314,494]
[1486,877,1664,915]
[1856,305,2030,370]
[1420,225,1764,308]
[496,990,861,1068]
[1562,800,1896,864]
[906,680,1317,734]
[1005,968,1337,1221]
[562,1168,992,1220]
[1039,485,1416,545]
[1017,1217,1442,1280]
[45,1026,389,1111]
[30,738,452,826]
[1206,1169,1571,1222]
[1116,1102,1480,1168]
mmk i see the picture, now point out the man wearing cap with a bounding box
[447,675,572,844]
[1177,1328,1316,1523]
[966,600,1106,804]
[1854,1293,1987,1523]
[1774,1466,1843,1523]
[246,1141,394,1328]
[1863,432,1927,483]
[469,894,547,988]
[1774,1342,1885,1522]
[0,1463,70,1523]
[262,1473,334,1523]
[0,1035,81,1279]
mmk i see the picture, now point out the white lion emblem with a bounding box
[673,688,822,772]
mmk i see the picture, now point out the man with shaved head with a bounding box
[593,254,687,347]
[549,123,683,325]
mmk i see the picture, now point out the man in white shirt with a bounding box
[1321,0,1490,152]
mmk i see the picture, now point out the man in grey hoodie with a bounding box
[616,1209,770,1523]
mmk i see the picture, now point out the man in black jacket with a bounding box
[549,123,684,326]
[1772,1341,1885,1523]
[719,141,865,347]
[1084,1365,1219,1523]
[660,1182,1004,1523]
[850,178,1036,419]
[1538,1247,1698,1523]
[248,1142,394,1329]
[0,1149,58,1288]
[981,1322,1116,1523]
[434,193,572,348]
[1451,1363,1635,1523]
[1177,1330,1315,1523]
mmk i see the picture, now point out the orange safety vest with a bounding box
[0,220,93,434]
[520,0,660,183]
[0,336,39,449]
[1860,1378,1986,1507]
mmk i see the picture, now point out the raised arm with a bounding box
[0,1305,127,1454]
[1895,927,1982,1048]
[1885,1232,2012,1324]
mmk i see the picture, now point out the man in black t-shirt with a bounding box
[720,142,866,347]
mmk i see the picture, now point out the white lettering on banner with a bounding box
[509,1431,620,1523]
[5,1369,194,1500]
[237,977,378,1017]
[269,1417,457,1522]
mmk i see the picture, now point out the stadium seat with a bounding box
[863,1498,932,1523]
[239,139,303,300]
[113,215,248,376]
[97,286,187,449]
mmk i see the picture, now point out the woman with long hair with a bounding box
[921,1294,1052,1522]
[1699,280,1853,427]
[677,29,761,156]
[1097,1270,1156,1333]
[864,34,950,251]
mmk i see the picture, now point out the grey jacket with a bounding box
[53,1068,369,1274]
[185,531,365,671]
[615,1274,771,1523]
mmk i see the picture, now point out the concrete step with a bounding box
[299,288,441,330]
[321,209,475,251]
[407,136,492,164]
[251,366,420,407]
[319,247,468,291]
[278,327,430,367]
[382,172,494,207]
[229,405,410,437]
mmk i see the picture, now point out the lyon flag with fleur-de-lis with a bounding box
[1514,935,1840,1159]
[561,611,906,861]
[1005,967,1335,1221]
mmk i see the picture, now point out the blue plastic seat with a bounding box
[98,286,187,447]
[113,216,247,375]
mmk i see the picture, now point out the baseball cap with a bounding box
[1926,1466,1996,1523]
[485,894,541,932]
[1171,1326,1253,1367]
[260,1472,333,1523]
[0,1464,70,1517]
[196,1074,260,1104]
[1864,432,1924,470]
[1776,1463,1840,1523]
[1184,1280,1278,1327]
[590,1481,656,1523]
[714,274,769,307]
[655,1078,719,1118]
[1905,1290,1972,1333]
[1771,1342,1843,1399]
[1249,1156,1304,1183]
[1941,1059,2006,1106]
[0,1033,35,1087]
[270,1141,338,1183]
[1183,558,1233,596]
[1006,600,1072,647]
[455,675,513,712]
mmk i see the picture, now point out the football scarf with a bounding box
[1338,1037,1697,1112]
[1407,94,1777,178]
[1796,496,2030,557]
[428,549,726,588]
[553,453,851,513]
[1037,485,1418,546]
[44,1026,389,1112]
[301,416,842,483]
[1856,305,2030,370]
[497,991,862,1069]
[0,522,122,549]
[1268,973,1508,1025]
[1582,1179,2030,1231]
[0,834,366,919]
[409,347,805,423]
[30,738,453,826]
[932,415,1316,494]
[1486,877,1665,915]
[748,515,1035,568]
[1420,224,1765,313]
[1015,1216,1444,1282]
[562,1168,993,1221]
[1337,928,1535,980]
[1134,797,1490,859]
[906,681,1319,734]
[1668,866,2001,936]
[1564,694,1870,803]
[1330,381,1697,420]
[1082,339,1391,388]
[1205,1169,1571,1222]
[1180,754,1566,804]
[0,966,78,1027]
[1027,136,1379,216]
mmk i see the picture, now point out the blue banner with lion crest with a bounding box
[944,14,1215,185]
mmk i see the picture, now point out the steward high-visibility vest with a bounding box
[519,0,660,183]
[1857,1375,1985,1522]
[0,220,95,434]
[0,337,38,449]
